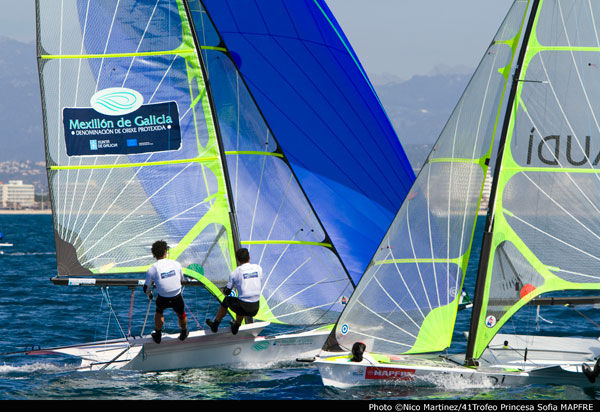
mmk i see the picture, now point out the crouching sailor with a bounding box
[206,248,262,335]
[144,240,188,344]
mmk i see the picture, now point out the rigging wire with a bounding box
[101,287,128,340]
[127,287,135,337]
[567,304,600,330]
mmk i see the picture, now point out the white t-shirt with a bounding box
[145,259,184,298]
[226,262,262,303]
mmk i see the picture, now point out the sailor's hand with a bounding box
[143,284,153,300]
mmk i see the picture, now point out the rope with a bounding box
[141,295,153,336]
[127,288,135,337]
[535,305,553,330]
[185,303,202,330]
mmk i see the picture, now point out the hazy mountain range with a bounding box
[0,37,44,163]
[373,69,470,169]
[0,36,471,173]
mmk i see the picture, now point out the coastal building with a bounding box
[0,180,35,208]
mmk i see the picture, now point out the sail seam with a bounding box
[49,151,284,169]
[40,46,225,59]
[374,258,461,265]
[241,240,332,247]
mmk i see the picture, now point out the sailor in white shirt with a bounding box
[143,240,188,344]
[206,248,262,335]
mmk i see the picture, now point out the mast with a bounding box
[465,0,541,367]
[182,0,242,256]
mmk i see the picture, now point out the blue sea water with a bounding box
[0,214,599,401]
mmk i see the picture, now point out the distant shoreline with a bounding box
[0,210,51,215]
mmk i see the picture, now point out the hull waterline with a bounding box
[29,322,331,372]
[314,334,600,389]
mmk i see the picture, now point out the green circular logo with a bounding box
[90,87,144,116]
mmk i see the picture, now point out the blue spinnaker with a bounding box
[201,0,415,283]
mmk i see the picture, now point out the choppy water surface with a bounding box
[0,214,599,401]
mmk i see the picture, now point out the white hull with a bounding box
[32,322,331,372]
[315,334,600,389]
[316,355,600,389]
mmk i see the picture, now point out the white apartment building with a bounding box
[1,180,35,208]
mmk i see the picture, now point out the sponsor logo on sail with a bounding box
[365,367,415,381]
[526,134,600,166]
[340,323,349,335]
[90,87,144,116]
[63,99,182,156]
[485,315,497,328]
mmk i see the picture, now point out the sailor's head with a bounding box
[235,248,250,264]
[351,341,366,362]
[151,240,169,260]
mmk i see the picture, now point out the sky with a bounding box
[327,0,514,80]
[2,0,514,80]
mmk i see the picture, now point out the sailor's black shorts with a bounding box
[155,293,186,318]
[221,296,259,317]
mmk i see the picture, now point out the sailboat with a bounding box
[0,232,12,248]
[313,0,600,388]
[31,0,414,372]
[0,232,13,255]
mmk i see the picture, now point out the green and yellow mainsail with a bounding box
[327,0,600,362]
[468,0,600,361]
[37,0,239,292]
[324,0,531,354]
[35,0,356,326]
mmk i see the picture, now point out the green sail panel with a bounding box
[187,1,353,325]
[36,1,236,284]
[326,0,529,355]
[473,0,600,358]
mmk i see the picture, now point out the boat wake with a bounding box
[1,252,55,256]
[0,361,70,375]
[418,372,497,390]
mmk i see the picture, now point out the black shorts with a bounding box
[221,296,259,317]
[155,293,186,319]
